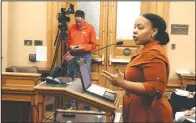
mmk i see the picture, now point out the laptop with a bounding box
[78,59,117,103]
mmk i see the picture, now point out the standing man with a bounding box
[66,10,96,110]
[67,10,96,78]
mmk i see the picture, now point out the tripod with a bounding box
[50,28,68,71]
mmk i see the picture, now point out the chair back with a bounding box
[6,66,39,73]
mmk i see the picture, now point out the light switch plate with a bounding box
[34,40,43,46]
[29,54,36,62]
[24,40,32,46]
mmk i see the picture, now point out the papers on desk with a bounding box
[188,107,196,122]
[176,70,191,75]
[186,115,196,123]
[114,112,122,122]
[175,111,185,122]
[36,46,47,61]
[175,111,195,123]
[175,89,189,97]
[176,70,195,75]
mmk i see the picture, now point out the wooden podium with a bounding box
[1,72,44,122]
[34,79,121,122]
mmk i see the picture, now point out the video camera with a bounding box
[57,4,74,38]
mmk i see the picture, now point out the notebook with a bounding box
[78,59,116,103]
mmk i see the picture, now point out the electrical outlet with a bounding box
[34,40,43,46]
[171,44,176,50]
[24,40,32,46]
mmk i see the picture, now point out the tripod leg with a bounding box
[50,32,61,71]
[60,35,68,61]
[54,30,59,46]
[60,37,64,61]
[50,29,68,72]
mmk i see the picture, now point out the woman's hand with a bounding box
[101,67,125,87]
[184,110,195,116]
[190,91,196,96]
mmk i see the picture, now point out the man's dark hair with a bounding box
[75,10,85,19]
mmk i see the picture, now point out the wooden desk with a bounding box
[177,73,196,90]
[1,72,44,122]
[34,79,121,122]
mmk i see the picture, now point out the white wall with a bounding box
[2,2,8,72]
[7,2,47,67]
[167,2,195,79]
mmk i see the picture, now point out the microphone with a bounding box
[90,42,100,46]
[116,41,123,45]
[63,52,75,63]
[46,52,75,84]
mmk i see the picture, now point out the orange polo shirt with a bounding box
[67,22,96,52]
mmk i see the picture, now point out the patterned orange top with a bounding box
[123,41,173,122]
[67,22,96,52]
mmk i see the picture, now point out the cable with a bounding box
[33,78,60,123]
[32,79,40,123]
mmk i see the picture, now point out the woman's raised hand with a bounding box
[101,67,124,87]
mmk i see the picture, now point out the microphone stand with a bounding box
[91,44,115,54]
[81,41,123,56]
[81,43,116,57]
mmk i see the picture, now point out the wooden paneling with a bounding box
[140,2,150,14]
[91,2,109,87]
[1,72,43,123]
[141,1,169,25]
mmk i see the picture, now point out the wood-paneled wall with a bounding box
[141,1,169,24]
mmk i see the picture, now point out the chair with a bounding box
[6,66,39,73]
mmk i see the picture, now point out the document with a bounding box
[36,46,47,61]
[186,114,195,122]
[176,70,191,75]
[175,111,185,122]
[174,89,189,97]
[175,111,195,123]
[114,112,122,122]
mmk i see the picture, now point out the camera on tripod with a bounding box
[57,4,74,37]
[46,3,75,82]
